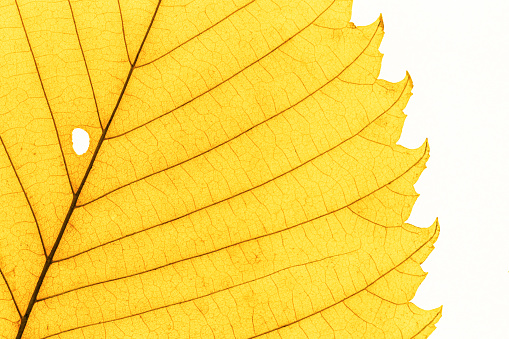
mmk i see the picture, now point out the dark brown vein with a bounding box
[117,0,132,66]
[58,73,409,264]
[77,17,384,208]
[67,0,103,130]
[0,136,47,258]
[135,0,257,69]
[104,0,338,140]
[14,0,74,194]
[0,268,21,319]
[42,205,437,338]
[43,138,425,303]
[15,1,163,338]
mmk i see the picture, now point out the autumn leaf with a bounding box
[0,0,442,337]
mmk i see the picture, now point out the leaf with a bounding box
[0,0,442,337]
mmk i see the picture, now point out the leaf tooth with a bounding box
[338,16,385,84]
[358,72,414,146]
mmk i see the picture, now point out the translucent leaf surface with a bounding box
[0,0,441,337]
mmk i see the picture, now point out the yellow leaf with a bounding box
[0,0,442,337]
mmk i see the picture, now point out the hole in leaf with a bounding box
[72,128,89,155]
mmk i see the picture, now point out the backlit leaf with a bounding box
[0,0,441,337]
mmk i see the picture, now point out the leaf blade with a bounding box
[0,0,441,338]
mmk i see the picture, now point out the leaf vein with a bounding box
[117,0,133,66]
[410,310,442,338]
[135,0,257,69]
[67,0,103,130]
[14,0,74,194]
[0,136,47,257]
[0,268,21,319]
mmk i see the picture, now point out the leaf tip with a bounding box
[423,137,430,155]
[414,138,430,166]
[405,70,414,89]
[429,305,443,331]
[378,13,384,30]
[430,218,440,244]
[434,217,440,232]
[431,305,443,324]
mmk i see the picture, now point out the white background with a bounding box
[350,0,509,337]
[71,1,509,337]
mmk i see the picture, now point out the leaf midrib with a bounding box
[13,1,381,337]
[14,1,163,337]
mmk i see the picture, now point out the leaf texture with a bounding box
[0,0,441,337]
